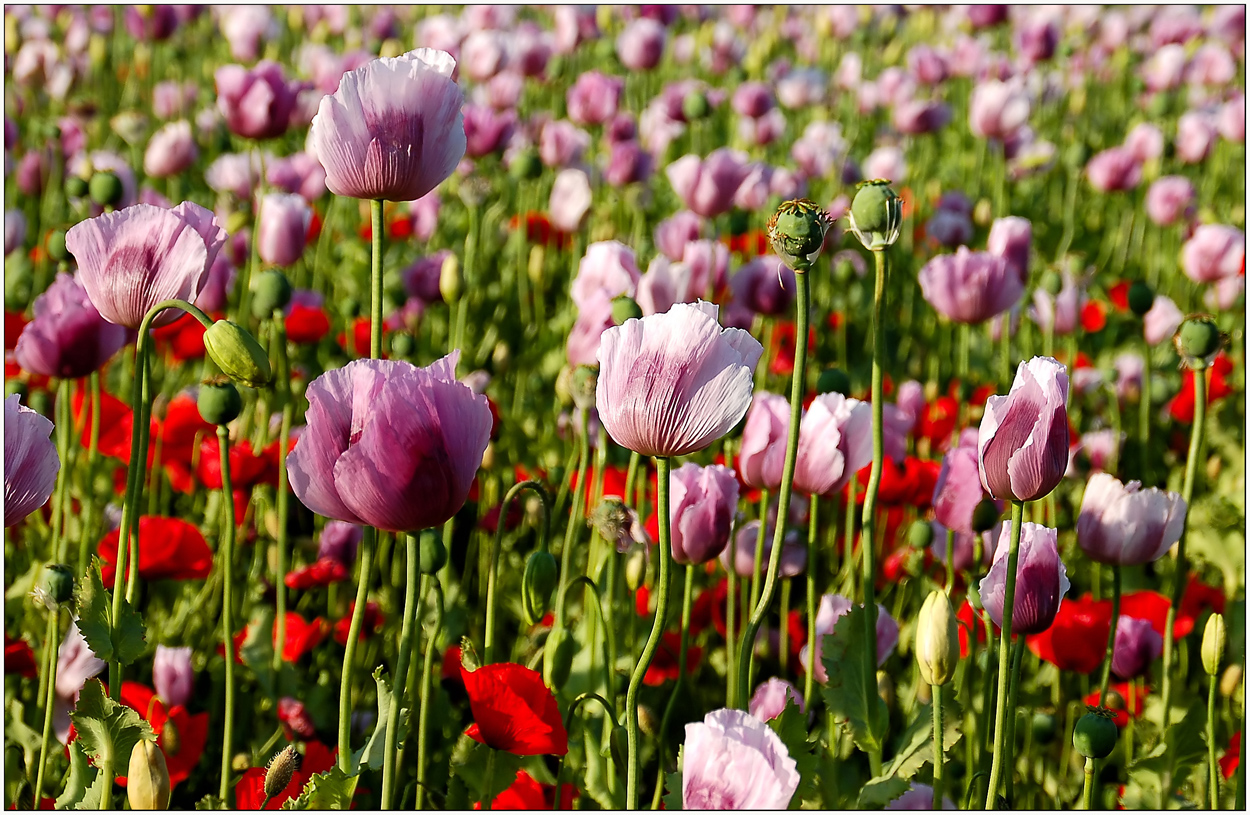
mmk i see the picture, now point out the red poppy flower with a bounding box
[286,303,332,345]
[72,386,148,464]
[569,463,638,513]
[478,500,524,535]
[1108,281,1130,312]
[5,311,29,350]
[859,456,939,508]
[1025,594,1111,674]
[768,322,817,377]
[224,612,329,664]
[1082,681,1146,728]
[389,216,413,239]
[234,741,337,810]
[157,394,216,494]
[337,318,385,358]
[956,599,990,659]
[99,517,213,584]
[1221,732,1241,780]
[151,311,211,361]
[5,797,54,809]
[508,211,572,250]
[1169,353,1235,423]
[4,635,37,677]
[476,769,579,810]
[1178,576,1226,632]
[1080,300,1108,333]
[115,681,209,789]
[721,229,770,257]
[461,662,569,756]
[285,558,350,590]
[333,602,384,645]
[441,644,464,685]
[918,397,959,445]
[689,578,729,638]
[197,436,275,490]
[277,697,316,739]
[643,631,702,686]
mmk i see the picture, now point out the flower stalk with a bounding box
[985,499,1025,807]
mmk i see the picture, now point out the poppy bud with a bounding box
[527,245,546,286]
[1072,709,1117,759]
[637,704,659,737]
[682,90,710,121]
[1032,711,1057,744]
[522,550,559,627]
[439,253,462,304]
[89,171,124,207]
[624,546,647,591]
[264,745,301,803]
[973,198,993,227]
[47,230,69,263]
[916,589,957,686]
[65,175,89,199]
[908,520,934,550]
[161,718,181,756]
[971,499,1000,533]
[609,725,629,775]
[1202,613,1226,676]
[1038,270,1063,296]
[391,333,415,358]
[1173,315,1223,369]
[492,342,511,373]
[198,381,242,426]
[816,367,851,396]
[37,563,75,609]
[1128,282,1155,316]
[1221,664,1242,698]
[543,625,575,690]
[251,270,293,318]
[877,670,895,708]
[232,753,251,773]
[418,530,447,575]
[126,740,170,810]
[767,198,833,270]
[611,295,642,325]
[204,320,273,389]
[570,365,598,411]
[509,149,542,182]
[847,180,902,251]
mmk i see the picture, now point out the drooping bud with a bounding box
[1072,708,1118,759]
[1127,281,1155,317]
[847,180,902,251]
[543,625,575,690]
[439,253,462,304]
[33,564,75,611]
[915,590,958,686]
[126,740,171,810]
[609,725,629,775]
[263,745,301,804]
[767,198,833,270]
[1202,613,1226,676]
[251,270,293,318]
[418,530,447,575]
[624,545,647,592]
[588,497,649,553]
[204,320,273,389]
[1173,315,1224,370]
[522,550,559,627]
[876,670,895,708]
[197,380,242,426]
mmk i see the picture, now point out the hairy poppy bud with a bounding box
[418,530,447,575]
[264,745,301,803]
[543,625,575,690]
[89,171,124,207]
[251,270,293,318]
[1073,709,1117,759]
[816,367,851,396]
[916,589,957,686]
[1221,664,1242,698]
[1128,282,1155,316]
[198,381,242,426]
[848,180,902,251]
[1202,613,1226,677]
[36,563,75,610]
[767,198,833,270]
[1174,315,1223,370]
[522,550,559,627]
[126,740,170,810]
[439,253,462,304]
[204,320,273,389]
[609,725,629,775]
[637,704,658,737]
[611,295,642,325]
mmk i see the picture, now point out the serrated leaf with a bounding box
[883,694,963,782]
[76,560,146,666]
[56,743,94,810]
[662,763,683,811]
[448,735,523,809]
[72,768,107,811]
[194,794,227,810]
[112,592,146,666]
[445,775,470,810]
[1127,702,1207,809]
[820,605,888,754]
[857,775,912,809]
[6,701,43,774]
[69,679,155,770]
[768,700,818,807]
[281,766,359,810]
[352,666,407,774]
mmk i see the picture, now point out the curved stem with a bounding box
[109,334,148,703]
[370,199,384,359]
[736,268,810,708]
[932,682,944,812]
[561,575,613,696]
[744,488,770,692]
[413,578,443,811]
[33,609,60,807]
[338,528,376,772]
[484,480,550,665]
[555,410,591,629]
[1098,566,1122,705]
[381,534,420,809]
[125,349,152,606]
[626,456,673,810]
[859,249,888,678]
[804,497,819,711]
[50,379,71,562]
[554,692,617,811]
[217,426,237,802]
[985,500,1025,807]
[1161,367,1207,729]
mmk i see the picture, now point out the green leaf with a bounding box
[76,560,146,666]
[768,700,818,807]
[351,666,407,774]
[69,679,155,771]
[6,701,43,777]
[280,767,359,810]
[662,755,683,812]
[857,776,912,809]
[240,606,276,700]
[445,776,470,811]
[448,735,523,809]
[194,795,227,810]
[72,768,107,811]
[1126,702,1207,809]
[820,605,888,754]
[55,743,94,810]
[882,694,963,782]
[112,591,147,666]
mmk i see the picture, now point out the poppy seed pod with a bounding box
[1173,316,1223,369]
[767,198,833,270]
[1202,613,1226,676]
[37,563,75,609]
[521,549,559,626]
[916,590,958,686]
[204,320,273,389]
[89,171,125,207]
[1072,709,1118,759]
[198,381,242,426]
[126,740,171,810]
[847,180,902,251]
[971,498,1001,533]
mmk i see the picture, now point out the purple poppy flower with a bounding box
[978,357,1069,503]
[933,436,1000,540]
[1145,176,1196,226]
[636,257,692,317]
[1124,122,1165,164]
[143,120,197,179]
[1076,473,1185,566]
[257,193,311,269]
[792,392,873,498]
[669,463,739,565]
[1176,111,1217,164]
[215,61,303,141]
[1086,147,1142,192]
[653,210,703,262]
[886,783,956,810]
[720,519,806,580]
[566,71,624,126]
[918,248,1024,325]
[5,395,59,527]
[53,621,105,743]
[665,149,750,219]
[1111,616,1164,680]
[987,216,1032,283]
[682,709,799,810]
[266,152,328,202]
[548,169,592,234]
[567,290,615,367]
[979,520,1069,635]
[738,391,790,492]
[153,645,194,709]
[317,520,363,566]
[969,79,1030,141]
[1143,295,1184,346]
[571,241,642,309]
[749,678,804,722]
[13,274,128,379]
[1030,271,1081,336]
[800,595,899,682]
[604,139,653,187]
[617,17,667,71]
[730,255,796,319]
[1181,224,1245,283]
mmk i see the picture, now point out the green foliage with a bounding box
[448,734,523,810]
[280,767,359,810]
[239,606,276,698]
[820,605,888,754]
[55,743,94,810]
[768,700,819,807]
[662,758,683,812]
[857,775,912,809]
[194,795,228,810]
[69,679,155,771]
[351,666,408,774]
[1123,702,1207,809]
[76,559,146,666]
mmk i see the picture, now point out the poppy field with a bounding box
[3,4,1248,811]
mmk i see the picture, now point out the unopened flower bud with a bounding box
[543,625,575,690]
[509,149,542,182]
[527,245,546,285]
[767,198,833,269]
[418,530,447,575]
[847,181,902,251]
[522,550,559,626]
[908,520,934,550]
[37,564,75,610]
[1073,708,1118,759]
[1032,711,1057,744]
[971,498,1001,533]
[1202,613,1226,676]
[1174,315,1223,370]
[682,90,710,121]
[637,704,659,737]
[390,333,415,358]
[65,175,89,199]
[439,253,462,304]
[264,745,301,803]
[232,753,252,773]
[126,740,170,810]
[816,367,851,396]
[46,230,69,263]
[624,545,647,592]
[251,270,293,318]
[589,497,649,553]
[609,725,629,775]
[198,381,242,426]
[570,365,598,410]
[204,320,273,389]
[916,590,958,686]
[1127,282,1155,317]
[876,670,895,708]
[89,171,124,207]
[1221,664,1242,698]
[611,295,642,325]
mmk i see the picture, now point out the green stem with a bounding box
[944,528,955,594]
[370,199,384,359]
[77,372,102,576]
[1138,335,1151,481]
[217,425,236,802]
[555,410,591,629]
[1003,639,1025,804]
[380,534,420,809]
[49,379,71,562]
[804,497,819,712]
[97,749,114,811]
[554,693,616,812]
[1098,566,1122,705]
[735,268,810,709]
[484,481,549,665]
[748,490,770,621]
[413,578,443,811]
[778,579,791,674]
[272,311,293,674]
[1209,672,1220,809]
[932,682,944,811]
[985,500,1025,808]
[480,747,497,809]
[125,349,152,607]
[1081,757,1095,810]
[626,456,674,810]
[1161,367,1207,730]
[338,528,376,772]
[32,609,60,808]
[654,563,696,808]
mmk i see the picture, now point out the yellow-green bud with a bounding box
[611,295,642,325]
[251,270,292,318]
[767,198,833,270]
[204,320,273,389]
[65,175,89,199]
[624,545,647,592]
[916,590,958,686]
[89,172,125,207]
[439,253,462,304]
[1202,613,1226,676]
[877,670,895,708]
[847,181,902,251]
[126,740,170,810]
[47,230,69,262]
[527,245,546,285]
[908,519,934,549]
[682,90,710,121]
[570,365,598,411]
[264,745,301,802]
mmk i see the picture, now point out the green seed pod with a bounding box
[390,333,415,359]
[4,263,31,311]
[543,625,575,690]
[816,367,851,396]
[1127,281,1155,317]
[204,320,273,389]
[681,90,710,121]
[1202,613,1226,676]
[251,270,293,318]
[907,519,934,550]
[1032,711,1057,745]
[65,175,89,199]
[611,295,642,325]
[1038,270,1063,296]
[89,172,125,207]
[522,550,559,627]
[971,498,1001,533]
[38,564,75,608]
[915,589,957,687]
[1072,709,1118,759]
[197,381,242,426]
[126,740,170,810]
[46,230,69,262]
[509,149,542,182]
[847,180,902,251]
[264,745,301,801]
[439,253,462,305]
[768,198,833,269]
[418,530,447,575]
[1173,315,1223,369]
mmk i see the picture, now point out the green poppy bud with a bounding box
[522,550,559,627]
[126,740,170,810]
[89,171,125,207]
[65,175,89,199]
[1038,270,1063,296]
[251,270,293,318]
[611,295,642,325]
[609,725,629,775]
[1032,711,1057,745]
[1127,281,1155,317]
[418,530,447,575]
[1073,709,1118,759]
[848,181,902,251]
[389,332,415,359]
[264,745,301,803]
[908,519,934,550]
[46,230,69,263]
[916,589,957,687]
[624,546,647,592]
[1173,315,1223,370]
[816,367,851,396]
[543,625,575,690]
[509,149,542,182]
[204,320,273,389]
[439,253,462,304]
[768,198,833,270]
[197,381,242,426]
[971,498,1001,533]
[1202,613,1226,677]
[37,564,75,609]
[1221,664,1242,698]
[682,90,710,121]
